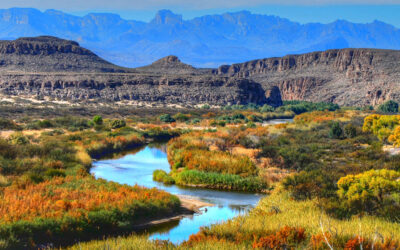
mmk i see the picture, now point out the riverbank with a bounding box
[134,195,214,230]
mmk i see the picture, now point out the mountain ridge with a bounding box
[0,36,399,107]
[0,8,399,67]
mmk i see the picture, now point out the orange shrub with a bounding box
[252,226,307,249]
[311,233,331,249]
[0,176,178,223]
[344,236,399,250]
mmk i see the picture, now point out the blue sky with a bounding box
[1,1,400,27]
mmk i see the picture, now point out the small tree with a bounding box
[337,169,400,214]
[329,122,342,139]
[377,100,399,113]
[93,115,103,125]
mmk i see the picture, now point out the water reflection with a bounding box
[91,144,263,244]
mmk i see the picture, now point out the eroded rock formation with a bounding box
[216,48,400,106]
[1,36,400,107]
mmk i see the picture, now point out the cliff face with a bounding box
[216,48,400,106]
[1,36,400,107]
[0,37,278,106]
[0,73,270,106]
[0,36,127,73]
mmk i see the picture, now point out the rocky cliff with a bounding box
[0,36,127,73]
[0,37,277,106]
[1,36,400,107]
[216,48,400,106]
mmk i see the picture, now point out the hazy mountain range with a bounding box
[1,8,400,67]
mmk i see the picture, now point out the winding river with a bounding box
[90,119,292,244]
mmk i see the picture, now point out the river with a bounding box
[90,119,292,244]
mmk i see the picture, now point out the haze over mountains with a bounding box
[0,8,400,67]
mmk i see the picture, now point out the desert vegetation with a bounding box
[1,102,400,249]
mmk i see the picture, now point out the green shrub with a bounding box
[45,169,66,178]
[159,114,175,123]
[153,170,175,185]
[377,100,399,113]
[174,170,267,192]
[260,104,275,112]
[111,119,126,129]
[36,119,53,128]
[93,115,103,125]
[218,121,226,127]
[0,118,21,130]
[246,122,256,128]
[28,173,44,184]
[173,113,189,122]
[191,118,201,124]
[337,169,400,218]
[329,122,342,139]
[344,123,357,138]
[282,170,336,200]
[8,132,29,145]
[278,101,340,115]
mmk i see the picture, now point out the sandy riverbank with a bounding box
[133,195,214,229]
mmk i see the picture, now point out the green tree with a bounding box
[329,122,342,139]
[377,100,399,113]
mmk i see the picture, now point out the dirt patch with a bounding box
[383,145,400,156]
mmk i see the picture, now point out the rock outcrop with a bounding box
[0,73,269,105]
[1,36,400,107]
[216,48,400,106]
[0,36,277,106]
[0,36,127,73]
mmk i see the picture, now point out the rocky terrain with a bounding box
[215,48,400,106]
[0,37,275,107]
[0,37,127,73]
[0,36,400,107]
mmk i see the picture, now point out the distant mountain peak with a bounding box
[151,9,183,25]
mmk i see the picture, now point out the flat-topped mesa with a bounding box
[0,36,127,73]
[0,36,90,55]
[137,55,197,74]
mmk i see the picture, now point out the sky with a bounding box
[1,1,400,27]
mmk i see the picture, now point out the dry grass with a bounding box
[75,146,92,167]
[259,167,291,183]
[0,174,8,186]
[67,235,248,250]
[208,190,400,244]
[231,146,260,159]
